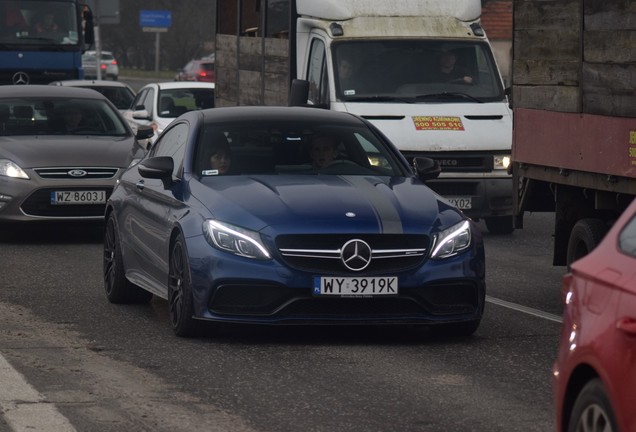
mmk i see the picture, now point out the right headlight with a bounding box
[0,159,29,179]
[203,219,271,260]
[430,220,472,259]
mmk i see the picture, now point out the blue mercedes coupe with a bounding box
[103,106,485,337]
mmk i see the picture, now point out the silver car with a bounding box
[82,51,119,80]
[0,85,153,223]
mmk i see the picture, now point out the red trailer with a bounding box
[512,0,636,266]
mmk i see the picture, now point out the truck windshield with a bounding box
[333,40,504,103]
[0,0,79,46]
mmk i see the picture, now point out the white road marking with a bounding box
[0,353,76,432]
[487,295,563,323]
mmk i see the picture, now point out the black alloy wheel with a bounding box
[168,235,198,337]
[103,213,153,304]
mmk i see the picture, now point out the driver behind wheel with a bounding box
[310,134,339,170]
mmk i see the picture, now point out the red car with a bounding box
[174,58,215,82]
[553,197,636,432]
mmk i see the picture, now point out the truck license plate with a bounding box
[447,197,472,209]
[51,190,106,205]
[313,276,398,296]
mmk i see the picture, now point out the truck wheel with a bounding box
[566,218,607,267]
[484,216,514,234]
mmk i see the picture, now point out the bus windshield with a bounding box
[0,0,79,46]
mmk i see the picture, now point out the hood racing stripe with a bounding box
[343,176,403,234]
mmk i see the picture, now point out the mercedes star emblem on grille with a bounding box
[341,239,372,271]
[12,72,29,85]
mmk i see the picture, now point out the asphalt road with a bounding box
[0,213,565,432]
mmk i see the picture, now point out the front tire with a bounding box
[103,213,153,304]
[567,378,617,432]
[168,235,199,337]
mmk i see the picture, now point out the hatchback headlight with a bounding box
[430,220,472,259]
[493,155,511,170]
[203,220,271,260]
[0,159,29,179]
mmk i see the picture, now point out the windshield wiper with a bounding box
[343,95,415,104]
[415,92,484,103]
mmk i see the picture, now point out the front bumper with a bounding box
[187,235,486,326]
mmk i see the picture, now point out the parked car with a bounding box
[174,57,215,82]
[82,50,119,81]
[104,106,486,337]
[553,197,636,432]
[0,85,153,223]
[122,81,215,143]
[48,80,135,112]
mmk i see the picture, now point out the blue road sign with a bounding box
[139,10,172,28]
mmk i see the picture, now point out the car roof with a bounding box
[194,106,362,126]
[143,81,215,91]
[49,80,132,89]
[0,85,111,100]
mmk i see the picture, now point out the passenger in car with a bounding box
[202,135,232,175]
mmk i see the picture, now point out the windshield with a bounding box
[158,88,215,118]
[0,98,129,136]
[193,122,408,178]
[0,0,79,46]
[333,40,504,103]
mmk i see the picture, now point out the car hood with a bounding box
[0,135,141,168]
[194,174,462,234]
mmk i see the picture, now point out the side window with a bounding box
[131,89,147,110]
[151,123,189,177]
[619,213,636,257]
[141,88,155,116]
[306,38,328,106]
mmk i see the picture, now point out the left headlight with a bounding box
[430,220,472,259]
[203,219,271,260]
[0,159,29,179]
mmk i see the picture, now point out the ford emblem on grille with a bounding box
[341,239,372,271]
[68,169,88,177]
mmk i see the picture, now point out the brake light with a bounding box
[100,64,107,70]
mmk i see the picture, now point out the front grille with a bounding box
[34,167,119,180]
[403,152,493,173]
[21,187,112,217]
[276,234,430,274]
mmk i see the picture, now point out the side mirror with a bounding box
[288,79,309,106]
[505,86,512,109]
[138,156,174,188]
[135,125,154,141]
[82,7,94,46]
[132,109,151,120]
[413,157,441,181]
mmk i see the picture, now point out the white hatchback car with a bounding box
[122,81,215,143]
